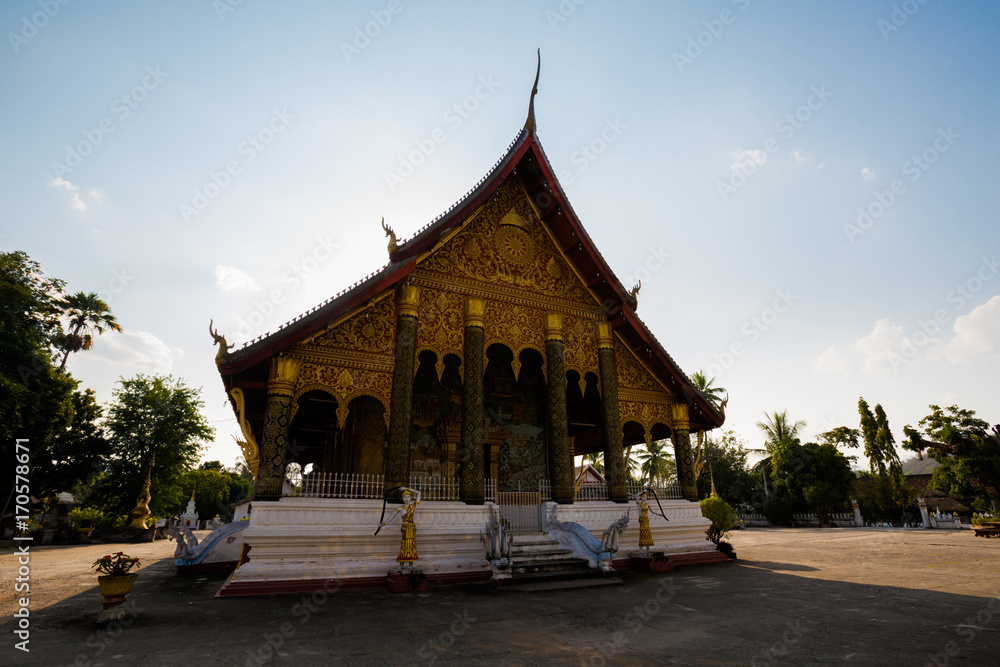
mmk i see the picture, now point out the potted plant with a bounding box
[92,552,141,622]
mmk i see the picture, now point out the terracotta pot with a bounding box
[97,574,138,622]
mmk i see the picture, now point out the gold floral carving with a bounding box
[418,179,595,308]
[306,296,396,358]
[619,399,673,436]
[562,314,598,379]
[485,301,545,379]
[294,363,392,428]
[614,338,668,393]
[416,287,464,378]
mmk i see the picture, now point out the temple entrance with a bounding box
[486,345,547,492]
[497,480,544,533]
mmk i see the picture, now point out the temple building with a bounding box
[213,61,727,594]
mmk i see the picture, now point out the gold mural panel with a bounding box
[419,179,595,308]
[416,287,464,376]
[562,314,598,378]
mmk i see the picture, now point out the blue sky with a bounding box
[3,1,998,468]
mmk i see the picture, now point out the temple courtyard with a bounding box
[3,527,997,666]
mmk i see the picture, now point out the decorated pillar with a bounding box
[670,403,698,501]
[596,323,627,503]
[544,313,573,504]
[385,285,421,497]
[254,355,301,501]
[460,297,486,505]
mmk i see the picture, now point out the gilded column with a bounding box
[596,323,627,504]
[544,313,573,504]
[385,285,421,497]
[671,403,698,501]
[459,297,486,505]
[254,356,301,501]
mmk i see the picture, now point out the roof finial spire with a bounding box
[523,48,541,133]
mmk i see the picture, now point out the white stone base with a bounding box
[546,500,716,559]
[230,497,715,589]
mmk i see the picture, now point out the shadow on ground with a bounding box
[4,554,999,666]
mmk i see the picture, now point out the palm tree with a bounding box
[636,440,675,485]
[56,291,122,371]
[690,371,727,481]
[753,410,806,497]
[690,370,726,409]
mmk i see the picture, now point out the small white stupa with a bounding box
[180,485,199,528]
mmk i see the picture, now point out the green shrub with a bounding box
[700,496,737,544]
[68,506,110,527]
[763,494,795,526]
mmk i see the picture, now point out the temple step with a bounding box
[504,576,623,593]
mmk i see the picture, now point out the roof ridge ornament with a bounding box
[629,280,641,303]
[381,217,397,256]
[523,48,541,133]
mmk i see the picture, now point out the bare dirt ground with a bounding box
[2,527,997,666]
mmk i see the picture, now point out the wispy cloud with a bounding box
[49,177,86,210]
[946,295,1000,364]
[812,345,850,374]
[88,330,179,374]
[730,149,766,171]
[215,264,259,292]
[861,167,876,181]
[791,150,812,163]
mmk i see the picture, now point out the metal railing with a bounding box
[292,473,498,502]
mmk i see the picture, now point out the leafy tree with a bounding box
[857,398,911,522]
[690,371,727,482]
[84,374,214,521]
[55,291,122,372]
[768,440,854,525]
[818,426,860,451]
[906,405,999,511]
[178,467,252,521]
[636,439,675,484]
[695,429,762,506]
[0,251,76,520]
[753,410,806,496]
[37,389,112,497]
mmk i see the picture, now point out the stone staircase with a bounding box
[502,533,622,592]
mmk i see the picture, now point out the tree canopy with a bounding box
[905,405,999,511]
[80,374,215,520]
